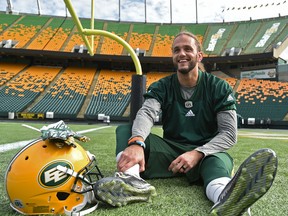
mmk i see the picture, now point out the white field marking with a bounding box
[76,126,112,134]
[238,130,288,139]
[238,135,288,140]
[0,126,112,153]
[238,131,288,137]
[22,124,41,132]
[0,140,34,153]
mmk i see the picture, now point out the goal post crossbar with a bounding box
[64,0,142,75]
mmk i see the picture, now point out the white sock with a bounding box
[206,177,231,203]
[116,151,140,178]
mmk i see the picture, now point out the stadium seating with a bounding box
[146,72,174,88]
[183,23,208,55]
[64,19,104,53]
[128,23,156,54]
[235,79,288,120]
[0,62,27,86]
[30,67,96,119]
[0,13,21,33]
[243,17,288,54]
[99,22,130,55]
[0,15,49,48]
[85,70,132,119]
[43,19,75,51]
[27,17,68,50]
[223,21,261,55]
[202,23,235,56]
[1,13,288,124]
[85,70,174,119]
[1,14,287,57]
[0,65,60,117]
[151,24,182,57]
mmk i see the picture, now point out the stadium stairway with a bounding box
[0,65,61,117]
[23,67,65,112]
[23,17,53,49]
[43,19,75,52]
[1,15,50,48]
[0,62,28,87]
[77,68,101,119]
[0,13,22,34]
[60,25,77,52]
[95,22,108,54]
[28,66,96,119]
[121,24,134,55]
[145,25,160,56]
[218,24,238,55]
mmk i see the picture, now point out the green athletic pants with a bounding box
[116,124,233,188]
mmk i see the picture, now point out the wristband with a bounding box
[128,140,146,149]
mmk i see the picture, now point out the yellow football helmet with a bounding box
[5,138,103,215]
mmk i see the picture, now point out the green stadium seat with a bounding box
[243,17,288,54]
[0,13,21,32]
[202,23,235,56]
[30,67,96,118]
[0,15,49,48]
[0,65,60,116]
[151,24,182,57]
[235,79,288,120]
[100,22,130,55]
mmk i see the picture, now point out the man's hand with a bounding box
[117,145,145,172]
[168,150,204,174]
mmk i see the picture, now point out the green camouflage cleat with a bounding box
[94,172,157,207]
[210,148,278,216]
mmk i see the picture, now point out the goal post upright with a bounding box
[90,0,94,52]
[63,0,142,76]
[63,0,146,122]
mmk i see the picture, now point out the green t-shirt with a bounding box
[144,71,236,146]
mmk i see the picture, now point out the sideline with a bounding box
[0,126,112,153]
[238,130,288,139]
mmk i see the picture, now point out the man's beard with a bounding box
[175,61,197,74]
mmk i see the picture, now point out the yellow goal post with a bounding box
[63,0,142,75]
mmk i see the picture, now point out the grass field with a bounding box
[0,121,287,216]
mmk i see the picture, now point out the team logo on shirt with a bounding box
[185,101,193,108]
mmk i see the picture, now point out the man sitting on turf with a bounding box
[94,31,278,215]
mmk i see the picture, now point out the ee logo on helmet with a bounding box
[38,161,73,188]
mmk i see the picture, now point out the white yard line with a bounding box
[238,130,288,139]
[239,136,288,140]
[0,126,112,153]
[77,126,112,134]
[238,132,288,137]
[0,140,34,153]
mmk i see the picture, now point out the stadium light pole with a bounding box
[170,0,172,24]
[195,0,198,24]
[144,0,147,23]
[91,0,94,51]
[6,0,13,14]
[36,0,42,15]
[119,0,121,21]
